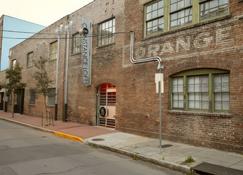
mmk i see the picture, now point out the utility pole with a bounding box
[55,24,63,121]
[64,20,72,122]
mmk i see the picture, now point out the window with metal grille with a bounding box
[145,0,164,35]
[170,0,192,28]
[98,18,115,47]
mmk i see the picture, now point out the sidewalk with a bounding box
[0,111,116,139]
[86,132,243,174]
[1,111,242,174]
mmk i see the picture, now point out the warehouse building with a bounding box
[1,0,243,153]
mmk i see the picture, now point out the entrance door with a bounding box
[97,83,116,128]
[0,92,4,110]
[14,89,25,114]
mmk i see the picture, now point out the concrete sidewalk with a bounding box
[86,132,243,174]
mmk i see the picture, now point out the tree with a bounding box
[5,63,25,118]
[33,57,53,126]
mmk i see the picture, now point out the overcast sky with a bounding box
[0,0,93,26]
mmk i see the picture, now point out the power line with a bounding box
[0,31,129,40]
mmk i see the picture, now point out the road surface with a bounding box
[0,120,183,175]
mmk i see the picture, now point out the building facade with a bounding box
[0,15,44,111]
[0,15,44,70]
[1,0,243,153]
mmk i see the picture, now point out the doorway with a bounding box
[0,92,4,110]
[14,89,25,114]
[97,83,116,128]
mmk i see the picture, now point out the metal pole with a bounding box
[55,30,60,121]
[159,68,162,152]
[64,26,70,122]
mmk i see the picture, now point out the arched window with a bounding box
[170,69,229,113]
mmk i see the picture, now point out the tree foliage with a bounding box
[33,57,53,126]
[5,63,25,117]
[5,63,25,95]
[33,57,52,96]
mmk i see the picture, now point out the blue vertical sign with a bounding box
[81,18,92,86]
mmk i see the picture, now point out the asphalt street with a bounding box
[0,120,183,175]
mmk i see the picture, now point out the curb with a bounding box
[87,141,191,174]
[54,131,84,142]
[0,117,84,143]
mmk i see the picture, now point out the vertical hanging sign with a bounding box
[81,18,92,86]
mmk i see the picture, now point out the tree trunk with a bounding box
[11,91,15,118]
[43,95,47,127]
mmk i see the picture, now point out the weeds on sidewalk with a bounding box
[183,156,195,164]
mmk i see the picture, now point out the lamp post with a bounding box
[64,20,72,122]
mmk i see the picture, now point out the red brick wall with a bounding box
[118,0,243,153]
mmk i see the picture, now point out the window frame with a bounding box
[170,69,230,113]
[72,32,81,55]
[97,17,116,47]
[29,89,36,105]
[26,51,34,68]
[47,88,56,107]
[49,40,58,61]
[11,59,16,68]
[144,0,165,36]
[144,0,230,38]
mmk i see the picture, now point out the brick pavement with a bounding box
[0,111,116,139]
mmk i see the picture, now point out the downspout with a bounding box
[129,31,163,70]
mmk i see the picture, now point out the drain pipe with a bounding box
[129,31,163,151]
[130,31,163,70]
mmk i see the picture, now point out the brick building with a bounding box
[1,0,243,153]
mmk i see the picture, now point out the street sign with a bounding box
[155,73,164,93]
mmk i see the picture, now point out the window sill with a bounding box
[143,14,232,41]
[96,43,115,49]
[49,59,57,62]
[168,110,232,118]
[71,52,81,56]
